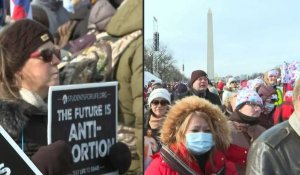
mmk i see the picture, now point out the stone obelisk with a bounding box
[207,8,214,79]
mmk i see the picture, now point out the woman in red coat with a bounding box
[145,96,239,175]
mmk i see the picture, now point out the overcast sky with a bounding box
[144,0,300,78]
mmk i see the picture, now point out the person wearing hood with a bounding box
[173,83,188,101]
[228,89,266,174]
[31,0,70,35]
[105,0,143,173]
[263,69,283,106]
[257,84,278,129]
[0,19,72,175]
[186,70,222,107]
[246,78,300,175]
[145,96,239,175]
[247,77,264,91]
[222,77,239,104]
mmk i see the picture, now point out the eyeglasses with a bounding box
[196,77,208,81]
[231,81,237,84]
[30,48,61,62]
[245,102,263,109]
[151,100,169,106]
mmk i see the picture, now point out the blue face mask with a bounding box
[264,103,275,114]
[185,132,215,155]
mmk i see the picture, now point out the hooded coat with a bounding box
[186,88,222,107]
[105,0,143,172]
[222,86,238,104]
[145,96,239,175]
[0,99,45,156]
[31,0,70,35]
[0,98,72,175]
[228,111,266,174]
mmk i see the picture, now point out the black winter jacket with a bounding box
[0,99,72,175]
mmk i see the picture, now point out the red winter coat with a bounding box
[145,143,238,175]
[273,101,294,124]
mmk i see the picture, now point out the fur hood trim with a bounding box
[0,100,28,138]
[161,95,231,150]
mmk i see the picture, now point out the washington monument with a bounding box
[207,8,214,79]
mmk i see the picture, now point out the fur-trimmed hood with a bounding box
[0,99,28,138]
[161,95,231,150]
[223,86,237,92]
[0,97,46,139]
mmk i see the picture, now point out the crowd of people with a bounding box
[0,0,143,175]
[0,0,300,175]
[144,67,300,175]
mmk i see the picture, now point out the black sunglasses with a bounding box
[30,48,61,62]
[151,100,169,106]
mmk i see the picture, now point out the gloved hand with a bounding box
[106,142,131,174]
[31,140,73,175]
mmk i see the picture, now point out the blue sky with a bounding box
[144,0,300,78]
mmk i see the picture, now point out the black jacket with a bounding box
[246,112,300,175]
[186,88,222,107]
[0,99,72,175]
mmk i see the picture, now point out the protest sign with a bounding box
[48,82,118,175]
[0,125,42,175]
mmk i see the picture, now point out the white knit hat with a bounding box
[148,88,171,106]
[226,77,237,87]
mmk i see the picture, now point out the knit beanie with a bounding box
[151,82,162,90]
[226,77,237,87]
[189,70,208,87]
[257,85,277,101]
[248,78,264,90]
[176,83,187,94]
[235,89,263,109]
[148,88,171,106]
[32,4,49,28]
[0,19,54,66]
[268,69,279,77]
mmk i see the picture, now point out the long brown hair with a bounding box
[0,45,22,99]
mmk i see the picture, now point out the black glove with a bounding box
[31,140,73,175]
[106,142,131,174]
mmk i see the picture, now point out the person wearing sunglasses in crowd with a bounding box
[246,78,300,175]
[227,89,266,175]
[222,77,239,105]
[144,88,171,152]
[0,19,72,175]
[145,95,239,175]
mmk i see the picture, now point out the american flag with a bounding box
[10,0,32,20]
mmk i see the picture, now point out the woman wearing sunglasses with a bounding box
[222,77,239,105]
[0,19,72,175]
[144,88,171,154]
[145,96,239,175]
